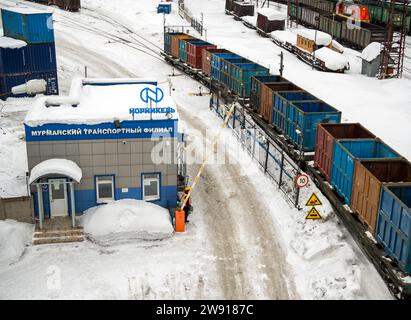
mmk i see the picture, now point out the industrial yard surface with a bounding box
[1,0,410,301]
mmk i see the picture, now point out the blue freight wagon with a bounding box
[220,57,248,87]
[376,184,411,274]
[164,32,183,55]
[250,75,289,111]
[1,8,55,44]
[331,139,402,205]
[27,42,57,72]
[285,100,341,152]
[211,53,239,82]
[272,90,319,137]
[0,37,29,75]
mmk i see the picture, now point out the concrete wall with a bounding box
[27,137,179,214]
[0,196,33,223]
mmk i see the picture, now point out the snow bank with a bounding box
[81,199,174,244]
[271,30,297,45]
[315,47,349,71]
[332,40,344,54]
[297,29,332,46]
[257,8,286,21]
[361,42,382,62]
[29,158,82,184]
[0,220,33,266]
[0,37,27,49]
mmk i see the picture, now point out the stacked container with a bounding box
[0,37,29,99]
[1,7,59,98]
[202,48,231,77]
[186,40,216,69]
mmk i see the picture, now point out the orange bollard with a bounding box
[175,210,186,233]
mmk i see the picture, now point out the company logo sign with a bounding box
[140,87,164,104]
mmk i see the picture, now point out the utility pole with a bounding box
[279,51,284,76]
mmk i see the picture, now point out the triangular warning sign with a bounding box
[305,193,322,206]
[306,207,322,220]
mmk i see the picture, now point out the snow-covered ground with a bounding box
[0,0,405,299]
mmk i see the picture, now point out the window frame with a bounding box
[95,174,115,204]
[141,173,161,202]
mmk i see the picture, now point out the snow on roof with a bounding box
[361,42,382,62]
[297,29,332,46]
[234,1,254,6]
[314,47,349,71]
[257,8,286,21]
[29,159,82,184]
[0,36,27,49]
[24,78,179,127]
[1,6,50,14]
[271,30,297,45]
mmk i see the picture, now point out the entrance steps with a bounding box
[33,217,85,245]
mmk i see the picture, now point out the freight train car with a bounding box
[26,0,81,12]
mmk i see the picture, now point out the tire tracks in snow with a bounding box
[178,105,297,299]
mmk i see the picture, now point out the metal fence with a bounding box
[210,95,301,208]
[178,0,205,36]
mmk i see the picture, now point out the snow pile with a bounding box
[297,29,332,46]
[332,40,344,54]
[257,8,286,21]
[81,199,174,244]
[271,30,297,45]
[29,158,82,184]
[0,36,27,49]
[361,42,382,62]
[242,15,257,27]
[0,220,33,266]
[315,47,349,71]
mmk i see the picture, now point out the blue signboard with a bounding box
[25,119,178,142]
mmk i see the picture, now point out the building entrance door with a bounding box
[49,179,68,217]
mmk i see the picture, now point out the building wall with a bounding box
[28,137,179,215]
[0,196,33,223]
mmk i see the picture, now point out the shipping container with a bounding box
[0,73,30,99]
[260,82,299,124]
[202,48,230,77]
[164,32,184,55]
[0,37,29,75]
[314,123,376,182]
[250,75,289,112]
[272,90,318,135]
[256,11,286,34]
[179,38,203,63]
[171,34,193,59]
[186,41,216,69]
[27,42,57,72]
[228,62,269,98]
[220,56,249,87]
[376,183,411,274]
[1,7,55,44]
[352,159,411,235]
[211,52,239,82]
[331,139,401,205]
[286,100,341,152]
[225,0,238,14]
[232,1,255,18]
[29,70,59,95]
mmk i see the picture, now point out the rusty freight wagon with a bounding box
[186,41,216,69]
[232,1,255,19]
[315,123,376,182]
[351,159,411,235]
[256,9,286,36]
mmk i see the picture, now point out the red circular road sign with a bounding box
[295,174,309,188]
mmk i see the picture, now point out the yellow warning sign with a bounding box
[305,193,322,206]
[306,207,322,220]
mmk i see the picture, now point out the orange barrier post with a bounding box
[175,210,186,233]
